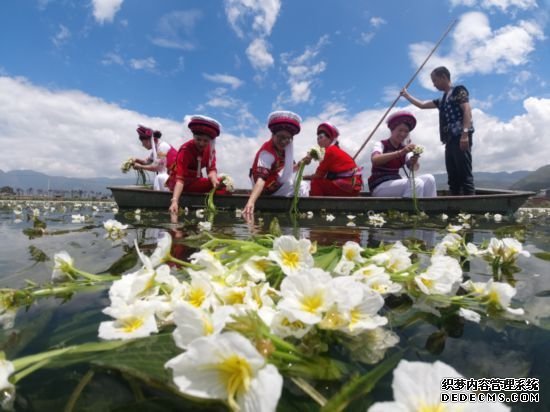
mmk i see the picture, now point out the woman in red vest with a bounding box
[132,126,177,191]
[168,115,224,214]
[303,122,363,196]
[244,110,307,216]
[368,111,436,197]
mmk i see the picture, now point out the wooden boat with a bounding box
[108,185,534,215]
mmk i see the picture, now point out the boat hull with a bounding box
[108,186,534,215]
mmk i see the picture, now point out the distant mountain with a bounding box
[0,169,133,195]
[510,165,550,191]
[434,170,531,189]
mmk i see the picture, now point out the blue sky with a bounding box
[1,0,549,187]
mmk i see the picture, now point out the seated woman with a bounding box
[303,122,362,196]
[132,126,177,191]
[168,115,225,214]
[243,110,309,216]
[368,111,436,198]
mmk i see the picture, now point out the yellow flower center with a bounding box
[121,317,144,333]
[188,287,206,307]
[225,290,246,305]
[345,249,356,261]
[301,292,324,313]
[280,317,306,330]
[417,402,447,412]
[349,308,362,326]
[217,355,253,411]
[281,251,300,269]
[202,317,214,335]
[421,277,434,289]
[253,259,270,271]
[320,309,346,329]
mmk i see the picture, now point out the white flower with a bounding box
[327,277,387,335]
[308,145,325,161]
[348,328,400,364]
[326,214,335,222]
[219,174,236,192]
[461,280,524,315]
[268,236,314,276]
[243,256,271,282]
[368,359,510,412]
[103,219,128,239]
[333,259,356,276]
[368,214,386,227]
[352,264,388,279]
[483,237,530,264]
[459,308,481,323]
[306,211,314,219]
[341,241,365,263]
[148,231,173,267]
[198,221,212,231]
[98,300,159,340]
[171,303,233,349]
[412,145,424,156]
[52,251,74,281]
[346,215,356,220]
[446,224,466,233]
[433,233,462,256]
[121,157,134,173]
[415,255,463,295]
[441,213,448,221]
[370,241,412,273]
[165,332,283,412]
[277,268,334,324]
[270,311,312,339]
[364,273,402,296]
[196,209,205,218]
[493,213,502,222]
[346,221,356,227]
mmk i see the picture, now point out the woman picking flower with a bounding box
[168,115,227,214]
[368,111,436,198]
[243,111,309,216]
[302,122,363,196]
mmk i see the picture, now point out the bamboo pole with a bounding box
[352,19,458,160]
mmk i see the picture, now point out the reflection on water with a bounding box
[1,200,550,411]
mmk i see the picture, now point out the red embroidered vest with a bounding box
[368,139,406,192]
[250,139,286,195]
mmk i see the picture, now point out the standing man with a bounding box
[401,66,475,195]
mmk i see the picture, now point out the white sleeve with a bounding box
[257,151,276,169]
[371,141,384,156]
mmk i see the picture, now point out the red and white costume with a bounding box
[249,111,309,197]
[310,122,362,196]
[166,115,224,193]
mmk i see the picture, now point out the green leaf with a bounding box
[99,249,139,275]
[534,251,550,261]
[320,351,402,412]
[28,245,50,263]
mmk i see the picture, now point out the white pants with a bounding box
[252,176,310,197]
[153,173,170,192]
[371,174,437,198]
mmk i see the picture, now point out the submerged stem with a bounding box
[64,369,95,412]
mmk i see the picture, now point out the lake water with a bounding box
[1,200,549,411]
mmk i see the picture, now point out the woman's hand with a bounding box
[243,201,255,216]
[402,143,416,154]
[169,198,179,214]
[301,155,312,165]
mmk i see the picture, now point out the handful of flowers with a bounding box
[308,145,325,162]
[218,173,235,192]
[412,145,424,157]
[120,158,134,173]
[206,174,235,214]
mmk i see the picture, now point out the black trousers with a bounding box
[445,134,475,195]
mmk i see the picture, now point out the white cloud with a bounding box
[129,57,157,71]
[150,10,201,50]
[203,73,244,89]
[224,0,281,38]
[101,52,124,66]
[410,12,545,89]
[1,76,550,189]
[52,24,71,48]
[279,36,328,105]
[91,0,124,24]
[359,32,376,44]
[246,38,274,70]
[370,16,387,28]
[450,0,538,12]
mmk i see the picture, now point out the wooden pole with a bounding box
[352,19,458,160]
